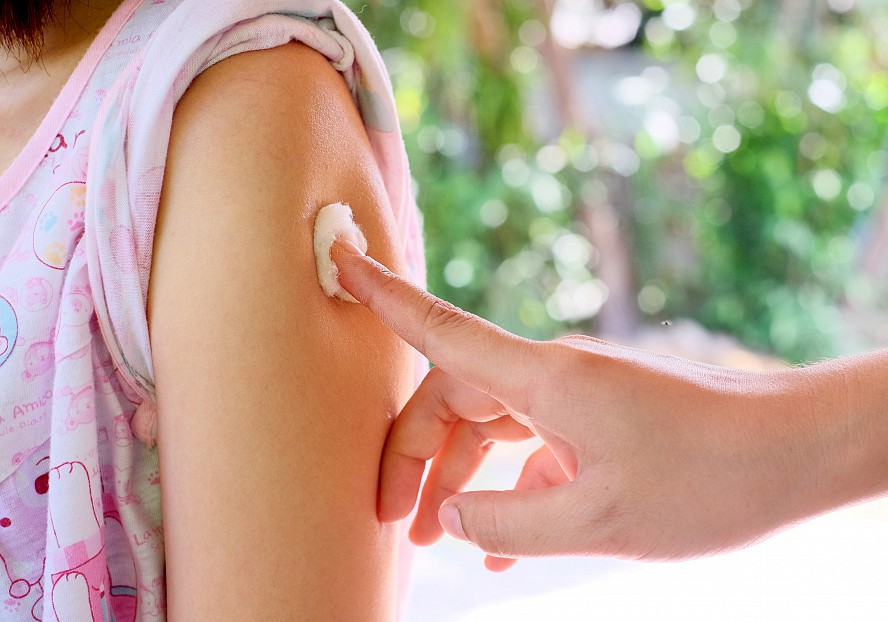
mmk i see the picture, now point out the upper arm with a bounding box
[146,42,414,620]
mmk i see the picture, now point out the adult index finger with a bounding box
[331,239,537,412]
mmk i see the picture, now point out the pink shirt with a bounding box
[0,0,426,619]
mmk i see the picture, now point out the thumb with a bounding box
[437,483,590,559]
[332,239,540,409]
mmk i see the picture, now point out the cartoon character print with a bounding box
[58,290,92,329]
[57,385,96,433]
[94,369,122,396]
[57,253,99,362]
[70,150,89,181]
[47,461,113,622]
[136,577,164,618]
[100,485,138,622]
[99,465,140,507]
[33,182,86,270]
[0,295,18,367]
[22,278,52,312]
[112,415,132,448]
[0,450,51,621]
[21,338,54,382]
[51,573,96,622]
[41,130,86,177]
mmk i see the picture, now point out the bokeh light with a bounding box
[350,0,888,361]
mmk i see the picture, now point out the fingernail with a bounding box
[438,504,468,542]
[333,238,366,256]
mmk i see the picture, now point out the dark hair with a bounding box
[1,0,71,60]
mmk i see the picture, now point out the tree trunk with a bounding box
[534,0,638,338]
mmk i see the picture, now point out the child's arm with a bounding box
[146,42,415,620]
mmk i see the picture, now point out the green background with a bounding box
[345,0,888,363]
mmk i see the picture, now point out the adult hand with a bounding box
[331,239,886,570]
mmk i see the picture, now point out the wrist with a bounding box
[777,351,888,520]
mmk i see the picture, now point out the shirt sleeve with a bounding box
[83,0,427,445]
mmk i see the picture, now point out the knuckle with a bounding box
[470,496,516,558]
[554,333,606,347]
[467,421,494,452]
[527,341,582,403]
[510,339,548,408]
[420,296,462,333]
[431,381,459,427]
[553,337,605,377]
[419,296,475,357]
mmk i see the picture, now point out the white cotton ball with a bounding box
[313,202,367,302]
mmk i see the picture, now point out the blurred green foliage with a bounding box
[345,0,585,342]
[346,0,888,362]
[639,0,888,361]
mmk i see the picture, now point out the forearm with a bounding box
[336,245,888,561]
[660,347,888,541]
[781,349,888,519]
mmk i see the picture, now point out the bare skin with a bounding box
[0,0,122,173]
[332,239,888,571]
[148,43,414,619]
[4,2,414,618]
